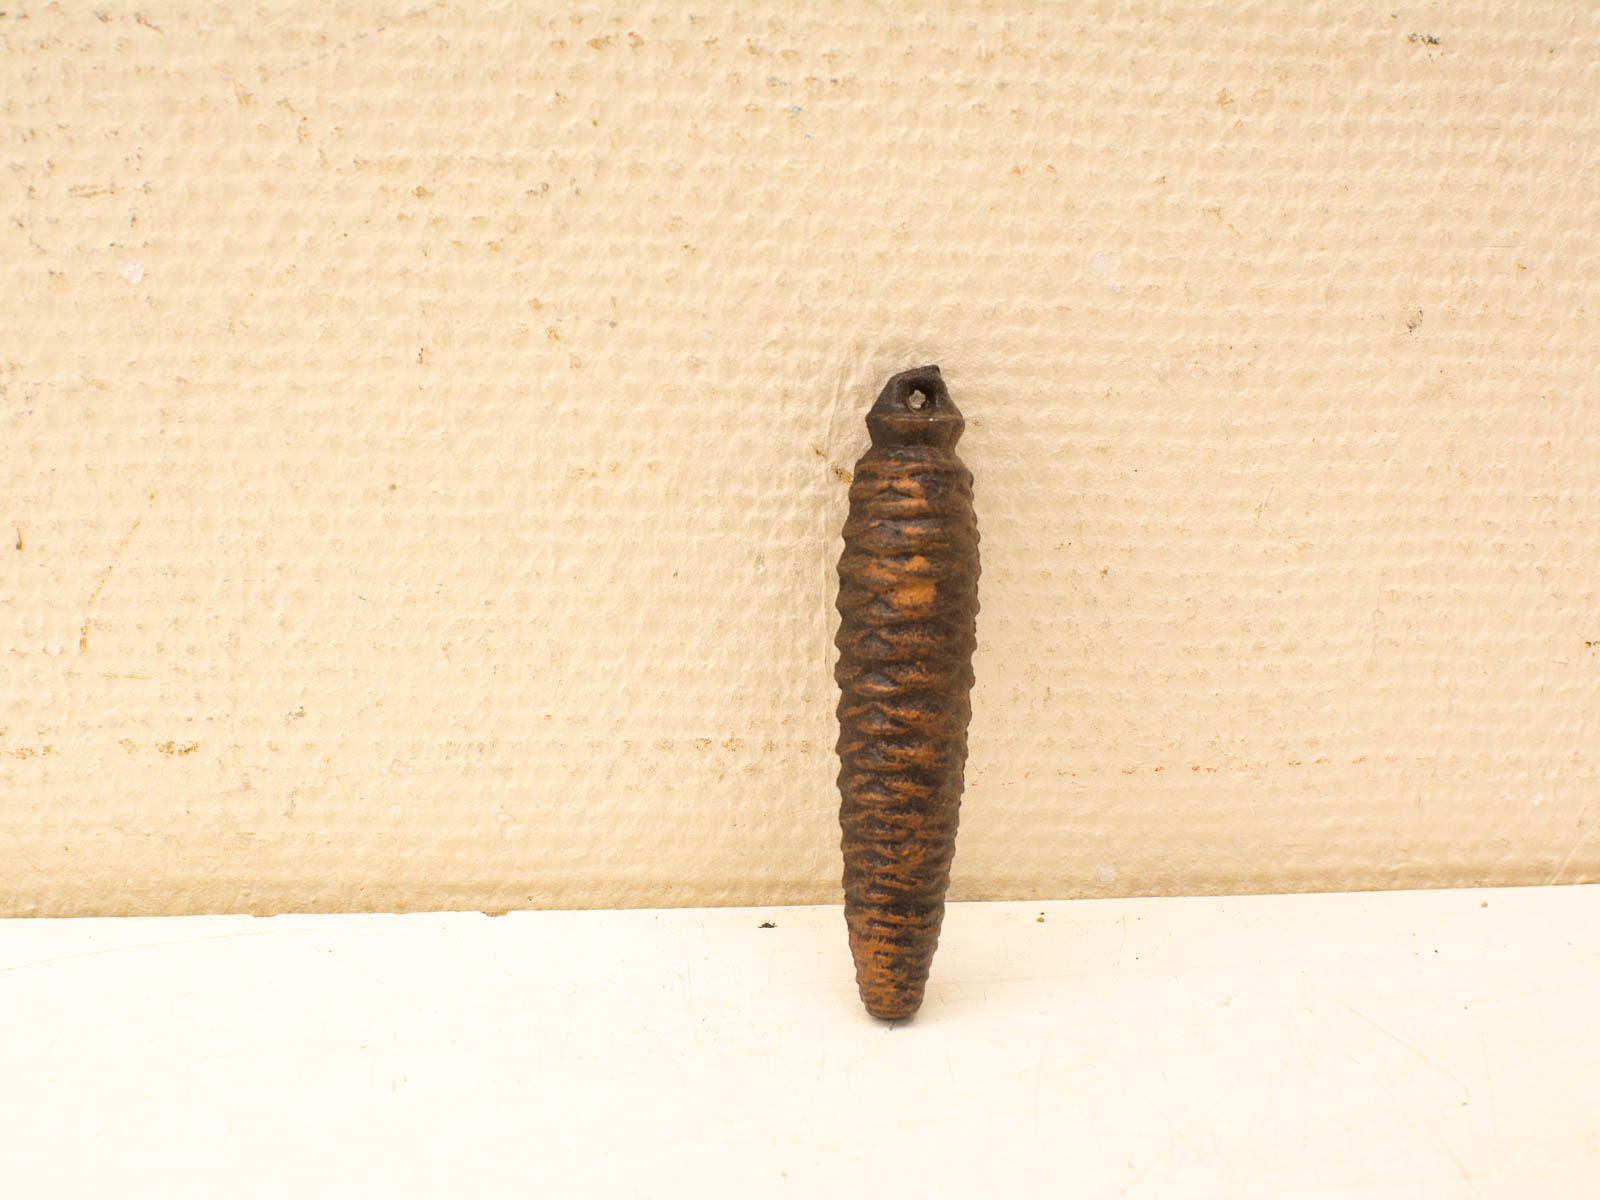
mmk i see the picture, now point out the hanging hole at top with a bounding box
[906,386,938,412]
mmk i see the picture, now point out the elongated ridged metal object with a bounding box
[835,365,980,1020]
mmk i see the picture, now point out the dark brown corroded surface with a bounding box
[835,365,980,1020]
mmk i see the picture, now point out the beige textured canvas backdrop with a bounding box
[3,2,1597,916]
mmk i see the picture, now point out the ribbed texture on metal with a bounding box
[835,379,979,1020]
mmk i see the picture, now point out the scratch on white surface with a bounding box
[1340,1000,1472,1107]
[1480,1030,1504,1154]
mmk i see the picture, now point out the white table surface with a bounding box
[4,886,1597,1198]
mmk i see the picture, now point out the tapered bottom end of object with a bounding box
[860,987,924,1022]
[845,904,942,1021]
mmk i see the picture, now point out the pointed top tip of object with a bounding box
[867,364,964,446]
